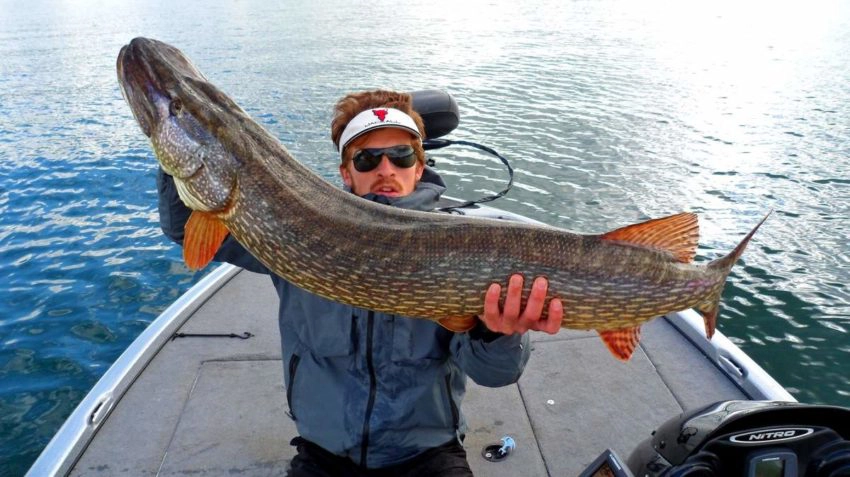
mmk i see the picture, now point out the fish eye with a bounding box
[169,99,184,117]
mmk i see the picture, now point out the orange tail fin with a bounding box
[698,211,772,338]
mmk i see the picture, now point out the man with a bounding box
[158,90,563,476]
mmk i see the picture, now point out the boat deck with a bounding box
[67,268,750,476]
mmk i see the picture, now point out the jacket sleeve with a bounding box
[449,321,531,387]
[156,168,270,274]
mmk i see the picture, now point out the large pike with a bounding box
[117,37,769,360]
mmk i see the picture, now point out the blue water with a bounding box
[1,0,849,474]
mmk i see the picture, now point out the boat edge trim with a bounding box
[25,264,242,477]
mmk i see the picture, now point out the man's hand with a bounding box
[479,274,563,335]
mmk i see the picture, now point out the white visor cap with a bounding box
[338,108,421,160]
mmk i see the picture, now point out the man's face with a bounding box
[340,128,423,198]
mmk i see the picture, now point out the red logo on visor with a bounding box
[373,109,388,121]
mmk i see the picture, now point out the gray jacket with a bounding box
[157,167,531,468]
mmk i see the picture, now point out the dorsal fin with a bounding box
[601,212,699,263]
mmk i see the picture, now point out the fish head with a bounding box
[117,37,239,213]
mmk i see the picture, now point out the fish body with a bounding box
[117,37,768,360]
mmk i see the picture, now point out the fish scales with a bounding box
[225,184,711,330]
[117,37,769,359]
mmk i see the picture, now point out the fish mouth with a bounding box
[117,38,160,137]
[117,37,206,138]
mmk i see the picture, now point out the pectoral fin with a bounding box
[598,325,642,361]
[438,315,479,332]
[184,211,229,270]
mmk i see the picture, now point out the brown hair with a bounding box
[331,90,427,164]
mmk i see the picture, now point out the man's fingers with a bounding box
[520,276,548,328]
[482,282,504,332]
[480,275,561,336]
[542,298,563,335]
[502,274,524,320]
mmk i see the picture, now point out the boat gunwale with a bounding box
[26,264,242,477]
[662,308,795,402]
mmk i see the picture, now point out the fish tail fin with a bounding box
[708,211,772,273]
[598,325,641,361]
[694,299,722,340]
[698,211,772,338]
[183,211,229,270]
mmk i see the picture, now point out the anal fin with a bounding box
[184,211,229,270]
[598,325,642,361]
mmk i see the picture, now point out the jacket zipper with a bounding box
[359,311,377,467]
[445,374,460,430]
[286,354,301,420]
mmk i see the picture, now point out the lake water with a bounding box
[1,0,848,474]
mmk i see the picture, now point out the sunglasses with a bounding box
[351,145,417,173]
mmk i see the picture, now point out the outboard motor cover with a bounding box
[627,400,850,477]
[411,89,459,140]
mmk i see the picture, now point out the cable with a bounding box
[423,138,514,213]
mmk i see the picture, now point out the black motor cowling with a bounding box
[627,400,850,477]
[410,89,459,140]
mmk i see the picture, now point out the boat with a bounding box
[29,89,850,477]
[26,195,800,476]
